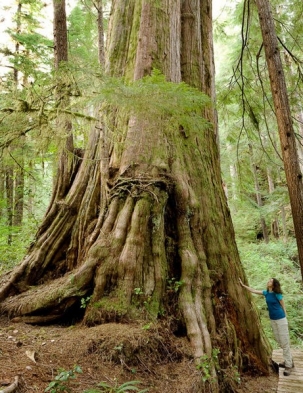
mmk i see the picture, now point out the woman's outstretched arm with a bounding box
[239,278,263,295]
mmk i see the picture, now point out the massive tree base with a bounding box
[0,0,273,391]
[0,121,272,393]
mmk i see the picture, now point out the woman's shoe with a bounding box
[279,360,294,368]
[271,359,279,374]
[283,366,294,376]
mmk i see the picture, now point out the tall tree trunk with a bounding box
[13,160,24,227]
[280,205,288,242]
[96,0,105,66]
[53,0,68,67]
[255,0,303,280]
[50,0,75,205]
[0,1,271,390]
[9,3,25,231]
[248,144,269,242]
[267,168,279,238]
[226,143,238,202]
[5,167,14,245]
[13,1,21,84]
[12,137,25,227]
[297,111,303,170]
[0,167,4,219]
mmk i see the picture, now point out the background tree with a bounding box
[213,0,303,348]
[0,0,53,256]
[254,0,303,280]
[215,0,303,248]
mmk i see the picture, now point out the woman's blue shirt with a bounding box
[262,290,285,320]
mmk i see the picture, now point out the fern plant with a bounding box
[83,380,149,393]
[44,366,82,393]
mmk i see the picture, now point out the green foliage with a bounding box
[0,229,27,272]
[44,366,82,393]
[167,277,184,293]
[80,296,92,309]
[132,288,154,316]
[0,198,51,273]
[83,380,148,393]
[94,69,211,133]
[7,31,53,75]
[239,239,303,346]
[2,0,53,77]
[215,0,303,246]
[196,348,220,383]
[227,189,292,243]
[92,290,128,316]
[221,365,241,386]
[68,4,99,66]
[44,367,149,393]
[0,153,53,273]
[142,323,152,330]
[133,287,144,296]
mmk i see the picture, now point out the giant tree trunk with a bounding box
[0,1,271,391]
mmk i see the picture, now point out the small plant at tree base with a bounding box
[133,287,144,296]
[44,366,82,392]
[80,295,92,309]
[83,380,149,393]
[113,343,123,352]
[167,277,184,292]
[196,354,212,382]
[142,322,152,330]
[196,349,220,383]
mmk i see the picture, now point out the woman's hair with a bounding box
[272,278,283,294]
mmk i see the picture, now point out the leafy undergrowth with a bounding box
[0,317,277,393]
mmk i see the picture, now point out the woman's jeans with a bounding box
[270,317,293,367]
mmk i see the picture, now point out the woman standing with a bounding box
[239,277,294,376]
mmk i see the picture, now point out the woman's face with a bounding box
[267,278,273,288]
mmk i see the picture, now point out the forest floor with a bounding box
[0,316,278,393]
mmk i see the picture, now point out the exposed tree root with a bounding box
[10,315,62,324]
[0,376,19,393]
[0,274,88,319]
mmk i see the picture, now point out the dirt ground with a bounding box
[0,316,278,393]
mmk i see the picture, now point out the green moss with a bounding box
[93,288,129,316]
